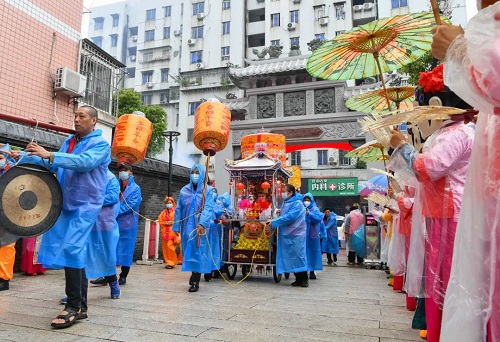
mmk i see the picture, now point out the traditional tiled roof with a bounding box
[229,56,310,80]
[214,95,249,111]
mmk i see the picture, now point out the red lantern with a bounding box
[236,182,245,194]
[261,181,270,193]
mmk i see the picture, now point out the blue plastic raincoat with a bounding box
[270,192,307,274]
[303,193,323,272]
[172,164,215,273]
[321,211,339,254]
[86,170,120,278]
[210,191,232,269]
[116,175,142,267]
[21,130,111,268]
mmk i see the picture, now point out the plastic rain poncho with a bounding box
[440,3,500,341]
[389,121,474,308]
[303,193,323,272]
[20,130,111,269]
[270,192,307,274]
[116,175,142,267]
[211,191,231,270]
[321,211,339,255]
[0,144,18,248]
[217,192,233,267]
[172,164,215,274]
[85,170,120,278]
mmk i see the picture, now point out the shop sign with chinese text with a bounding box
[308,178,358,196]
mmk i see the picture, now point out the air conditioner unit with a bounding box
[196,13,205,20]
[131,35,138,42]
[196,62,204,69]
[187,38,197,46]
[173,30,181,36]
[363,3,374,10]
[319,17,329,26]
[146,82,153,88]
[353,5,363,11]
[287,22,297,30]
[221,55,230,61]
[130,55,136,61]
[54,67,87,97]
[328,156,338,166]
[160,100,167,104]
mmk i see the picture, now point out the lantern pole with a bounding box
[162,131,181,198]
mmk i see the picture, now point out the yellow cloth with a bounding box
[0,243,16,280]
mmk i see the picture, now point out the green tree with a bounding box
[399,52,440,86]
[116,89,167,157]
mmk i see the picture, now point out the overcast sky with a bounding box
[81,0,480,38]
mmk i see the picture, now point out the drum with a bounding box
[0,164,63,237]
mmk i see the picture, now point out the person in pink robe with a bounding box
[431,2,500,341]
[21,237,46,276]
[389,105,475,341]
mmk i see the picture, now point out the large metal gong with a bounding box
[0,164,62,237]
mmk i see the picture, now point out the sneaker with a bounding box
[165,265,174,269]
[90,277,107,286]
[309,273,317,280]
[60,296,68,305]
[118,276,126,285]
[300,281,309,288]
[109,281,121,299]
[291,281,301,287]
[0,279,9,291]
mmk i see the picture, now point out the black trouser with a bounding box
[120,266,130,278]
[294,271,308,282]
[105,274,118,283]
[348,251,363,263]
[190,272,201,284]
[326,253,338,263]
[65,267,87,312]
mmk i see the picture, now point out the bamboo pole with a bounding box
[430,0,442,25]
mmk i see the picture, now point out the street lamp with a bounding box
[162,130,181,198]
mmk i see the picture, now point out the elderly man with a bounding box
[18,105,110,329]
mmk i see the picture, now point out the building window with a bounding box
[192,2,205,15]
[315,33,325,41]
[290,37,300,47]
[142,71,153,84]
[318,150,328,166]
[163,27,170,39]
[91,36,103,48]
[188,102,201,116]
[94,17,104,30]
[271,13,280,27]
[129,26,138,36]
[339,150,351,166]
[190,51,203,64]
[110,34,118,47]
[111,14,119,27]
[289,10,299,23]
[335,3,346,20]
[223,0,230,10]
[143,51,153,62]
[221,46,230,58]
[126,67,135,78]
[161,68,169,82]
[222,21,230,35]
[313,5,326,20]
[160,91,170,103]
[146,9,156,21]
[290,151,301,166]
[191,26,204,39]
[145,29,155,42]
[392,0,408,8]
[271,39,281,46]
[335,30,346,36]
[164,5,172,17]
[187,129,194,142]
[142,94,153,106]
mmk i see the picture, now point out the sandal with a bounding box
[77,311,88,320]
[50,307,81,329]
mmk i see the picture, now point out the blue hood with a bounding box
[302,192,317,208]
[189,163,206,194]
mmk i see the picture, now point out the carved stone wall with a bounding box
[305,90,314,115]
[284,91,306,117]
[257,94,276,119]
[249,95,258,120]
[335,86,348,112]
[276,93,284,117]
[314,88,335,114]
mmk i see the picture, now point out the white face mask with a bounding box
[0,160,6,169]
[119,171,130,181]
[166,203,173,209]
[303,201,311,207]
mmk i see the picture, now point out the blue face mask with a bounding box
[191,174,199,185]
[282,192,288,200]
[119,171,130,181]
[0,160,6,169]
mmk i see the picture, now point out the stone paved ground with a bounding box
[0,251,420,341]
